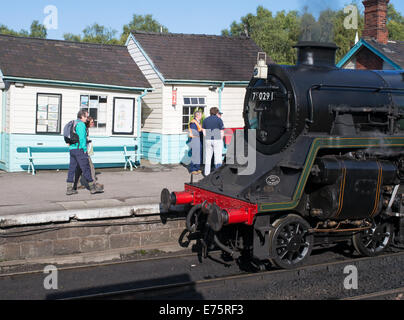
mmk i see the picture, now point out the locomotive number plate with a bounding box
[252,91,274,101]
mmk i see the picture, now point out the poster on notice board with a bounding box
[113,98,135,135]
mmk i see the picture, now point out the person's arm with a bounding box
[189,123,197,138]
[76,122,88,152]
[219,119,224,140]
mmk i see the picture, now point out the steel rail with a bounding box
[0,251,199,278]
[66,250,404,300]
[341,287,404,300]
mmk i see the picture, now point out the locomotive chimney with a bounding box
[294,41,338,67]
[363,0,389,45]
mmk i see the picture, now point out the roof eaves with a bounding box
[337,38,402,70]
[2,76,153,92]
[336,39,365,68]
[128,33,166,83]
[362,40,403,70]
[164,79,249,86]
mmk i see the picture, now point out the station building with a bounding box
[0,35,152,172]
[338,0,404,70]
[126,31,267,164]
[0,32,266,172]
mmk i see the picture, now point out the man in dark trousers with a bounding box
[203,107,224,176]
[66,110,103,195]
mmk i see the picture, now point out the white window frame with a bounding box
[182,97,206,132]
[80,94,108,134]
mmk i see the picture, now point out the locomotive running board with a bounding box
[258,136,404,213]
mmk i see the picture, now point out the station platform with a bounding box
[0,161,201,227]
[0,161,206,263]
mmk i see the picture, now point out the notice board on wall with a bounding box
[112,98,135,135]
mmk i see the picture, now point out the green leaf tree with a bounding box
[29,20,47,38]
[120,14,169,44]
[0,20,47,38]
[222,6,300,65]
[82,23,120,44]
[64,23,120,44]
[387,3,404,41]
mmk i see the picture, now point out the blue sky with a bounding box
[1,0,404,40]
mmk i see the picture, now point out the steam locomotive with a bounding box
[161,41,404,269]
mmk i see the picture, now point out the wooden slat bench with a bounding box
[16,145,142,175]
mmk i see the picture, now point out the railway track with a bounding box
[0,250,198,278]
[342,287,404,300]
[66,250,404,300]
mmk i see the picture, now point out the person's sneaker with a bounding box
[197,170,202,174]
[66,183,78,196]
[89,182,104,194]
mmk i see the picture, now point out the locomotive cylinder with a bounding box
[309,157,398,220]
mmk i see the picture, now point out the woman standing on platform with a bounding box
[188,110,203,175]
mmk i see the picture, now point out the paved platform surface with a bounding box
[0,161,203,227]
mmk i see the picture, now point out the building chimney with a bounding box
[362,0,389,44]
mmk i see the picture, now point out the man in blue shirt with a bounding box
[202,107,224,176]
[66,110,103,195]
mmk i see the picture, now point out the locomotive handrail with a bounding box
[311,84,404,92]
[307,84,404,126]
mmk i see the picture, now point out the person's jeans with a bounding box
[67,149,93,184]
[204,139,223,176]
[74,157,96,189]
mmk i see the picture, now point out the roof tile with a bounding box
[132,31,271,81]
[0,35,151,89]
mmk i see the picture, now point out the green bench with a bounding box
[16,145,142,175]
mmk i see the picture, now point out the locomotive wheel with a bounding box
[352,221,393,257]
[268,214,313,269]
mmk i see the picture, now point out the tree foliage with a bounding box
[222,3,404,65]
[120,14,169,43]
[0,20,47,38]
[222,6,300,65]
[63,14,168,45]
[387,3,404,41]
[64,23,120,45]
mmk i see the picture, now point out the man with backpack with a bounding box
[65,110,103,195]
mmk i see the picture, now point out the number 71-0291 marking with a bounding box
[252,91,274,101]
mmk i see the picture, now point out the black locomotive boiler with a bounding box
[161,41,404,269]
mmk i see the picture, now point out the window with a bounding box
[36,93,62,134]
[80,95,107,129]
[182,97,206,131]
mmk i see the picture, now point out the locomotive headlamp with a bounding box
[254,52,268,79]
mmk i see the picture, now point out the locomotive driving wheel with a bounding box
[352,220,393,257]
[268,214,314,269]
